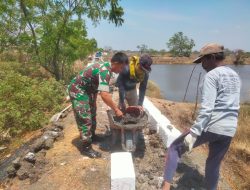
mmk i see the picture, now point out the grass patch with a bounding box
[146,80,163,99]
[223,103,250,189]
[231,104,250,161]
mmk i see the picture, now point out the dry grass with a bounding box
[223,104,250,190]
[232,104,250,155]
[146,80,163,99]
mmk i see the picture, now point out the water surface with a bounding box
[150,64,250,103]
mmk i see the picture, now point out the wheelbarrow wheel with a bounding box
[111,129,118,146]
[125,131,134,152]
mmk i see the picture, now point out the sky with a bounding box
[85,0,250,51]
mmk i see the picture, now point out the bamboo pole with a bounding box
[183,64,197,102]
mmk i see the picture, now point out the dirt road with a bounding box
[1,96,234,190]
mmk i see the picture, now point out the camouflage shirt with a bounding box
[68,62,112,97]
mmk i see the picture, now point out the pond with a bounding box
[150,64,250,103]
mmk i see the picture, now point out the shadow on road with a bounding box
[171,162,206,190]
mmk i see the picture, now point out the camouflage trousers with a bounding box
[70,92,97,144]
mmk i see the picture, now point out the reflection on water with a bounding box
[150,64,250,103]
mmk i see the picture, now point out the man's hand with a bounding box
[114,108,123,117]
[137,105,144,112]
[184,132,197,152]
[119,102,126,113]
[100,91,122,116]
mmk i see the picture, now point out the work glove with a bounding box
[137,105,144,112]
[184,132,197,152]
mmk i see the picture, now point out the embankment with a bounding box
[147,81,250,190]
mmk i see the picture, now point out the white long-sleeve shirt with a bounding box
[191,66,241,137]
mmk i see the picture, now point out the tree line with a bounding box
[136,32,249,64]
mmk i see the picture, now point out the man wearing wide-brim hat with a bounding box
[163,43,241,190]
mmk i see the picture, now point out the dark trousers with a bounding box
[164,131,232,190]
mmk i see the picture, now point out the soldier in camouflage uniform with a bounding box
[68,52,128,158]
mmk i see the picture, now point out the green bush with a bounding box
[0,62,65,137]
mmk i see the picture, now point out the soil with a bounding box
[0,95,242,190]
[134,124,229,190]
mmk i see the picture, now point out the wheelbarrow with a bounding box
[107,107,148,152]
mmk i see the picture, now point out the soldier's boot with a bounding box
[82,143,102,158]
[91,129,105,142]
[92,135,105,142]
